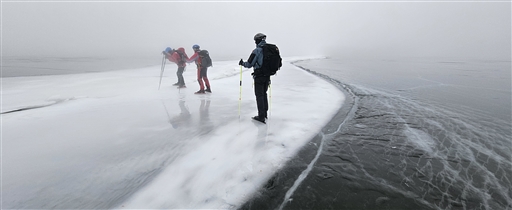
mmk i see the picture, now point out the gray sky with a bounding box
[2,1,511,60]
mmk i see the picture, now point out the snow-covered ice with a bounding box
[1,57,344,209]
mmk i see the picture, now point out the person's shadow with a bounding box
[199,99,214,136]
[252,119,268,143]
[167,100,191,129]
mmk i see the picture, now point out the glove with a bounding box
[239,59,244,66]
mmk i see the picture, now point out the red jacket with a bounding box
[187,50,202,68]
[166,48,188,67]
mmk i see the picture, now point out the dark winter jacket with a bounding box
[241,40,266,71]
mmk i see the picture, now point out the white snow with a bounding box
[1,57,344,209]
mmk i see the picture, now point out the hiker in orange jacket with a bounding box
[163,47,189,88]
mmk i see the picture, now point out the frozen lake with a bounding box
[243,57,512,210]
[1,56,511,209]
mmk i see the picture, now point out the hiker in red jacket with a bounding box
[162,47,188,88]
[187,44,211,94]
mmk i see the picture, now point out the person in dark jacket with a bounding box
[239,33,270,124]
[162,47,189,88]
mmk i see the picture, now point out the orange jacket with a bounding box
[166,48,188,67]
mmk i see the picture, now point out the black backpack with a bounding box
[176,51,186,65]
[198,50,212,67]
[261,43,282,76]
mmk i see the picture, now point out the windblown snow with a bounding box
[1,57,344,209]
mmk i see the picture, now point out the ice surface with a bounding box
[1,57,344,209]
[266,58,512,210]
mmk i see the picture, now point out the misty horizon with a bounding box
[2,1,511,60]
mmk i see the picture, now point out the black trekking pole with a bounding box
[158,53,166,90]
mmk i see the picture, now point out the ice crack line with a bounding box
[1,103,57,114]
[278,132,326,210]
[1,97,82,114]
[277,62,360,210]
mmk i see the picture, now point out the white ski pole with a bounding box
[238,65,243,119]
[269,80,272,118]
[158,54,166,90]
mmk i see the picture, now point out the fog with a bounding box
[2,1,510,60]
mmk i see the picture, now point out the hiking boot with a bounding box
[194,90,206,94]
[252,116,266,124]
[205,88,212,93]
[173,83,179,86]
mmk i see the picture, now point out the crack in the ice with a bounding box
[1,103,58,114]
[277,61,359,210]
[1,97,82,114]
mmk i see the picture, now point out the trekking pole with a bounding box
[269,80,272,117]
[238,65,243,119]
[158,54,166,90]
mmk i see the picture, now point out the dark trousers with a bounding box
[177,66,185,86]
[254,76,270,118]
[197,67,210,90]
